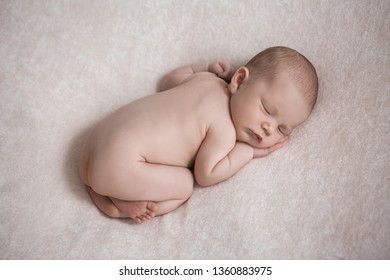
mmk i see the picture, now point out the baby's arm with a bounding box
[194,126,253,187]
[158,61,233,92]
[194,128,289,187]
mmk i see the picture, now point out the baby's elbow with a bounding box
[196,178,214,188]
[194,171,215,187]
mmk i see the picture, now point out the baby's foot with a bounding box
[110,198,158,223]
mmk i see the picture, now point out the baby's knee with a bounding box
[182,181,194,199]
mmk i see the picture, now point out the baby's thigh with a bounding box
[89,153,194,201]
[131,162,194,200]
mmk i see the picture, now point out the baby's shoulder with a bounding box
[184,72,227,89]
[208,100,236,140]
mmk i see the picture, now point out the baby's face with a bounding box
[230,73,310,148]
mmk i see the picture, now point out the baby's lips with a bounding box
[255,132,263,143]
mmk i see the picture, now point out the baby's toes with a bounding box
[144,209,155,218]
[130,212,145,223]
[142,212,153,220]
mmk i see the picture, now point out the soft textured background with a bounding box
[0,0,389,259]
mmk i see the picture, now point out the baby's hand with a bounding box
[208,60,234,82]
[252,136,289,158]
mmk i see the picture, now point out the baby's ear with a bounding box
[228,67,249,94]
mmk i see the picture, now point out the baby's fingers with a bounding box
[253,136,289,158]
[253,146,277,158]
[217,61,233,79]
[279,135,289,143]
[209,60,232,80]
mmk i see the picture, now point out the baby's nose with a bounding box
[262,122,276,136]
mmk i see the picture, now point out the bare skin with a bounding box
[79,60,310,223]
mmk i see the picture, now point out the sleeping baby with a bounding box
[79,46,318,223]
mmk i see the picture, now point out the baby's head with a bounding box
[228,46,318,148]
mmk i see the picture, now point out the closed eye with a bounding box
[262,103,271,115]
[278,126,291,135]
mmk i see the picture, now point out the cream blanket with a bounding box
[0,0,389,259]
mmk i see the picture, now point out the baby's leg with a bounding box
[110,197,158,223]
[87,186,158,222]
[90,161,194,202]
[88,161,194,222]
[86,186,126,218]
[88,188,190,223]
[111,197,190,220]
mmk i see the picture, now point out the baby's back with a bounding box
[81,73,231,176]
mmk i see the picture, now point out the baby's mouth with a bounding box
[255,132,263,143]
[249,129,263,143]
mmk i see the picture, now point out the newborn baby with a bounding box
[79,46,318,223]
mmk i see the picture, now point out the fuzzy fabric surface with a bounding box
[0,0,389,259]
